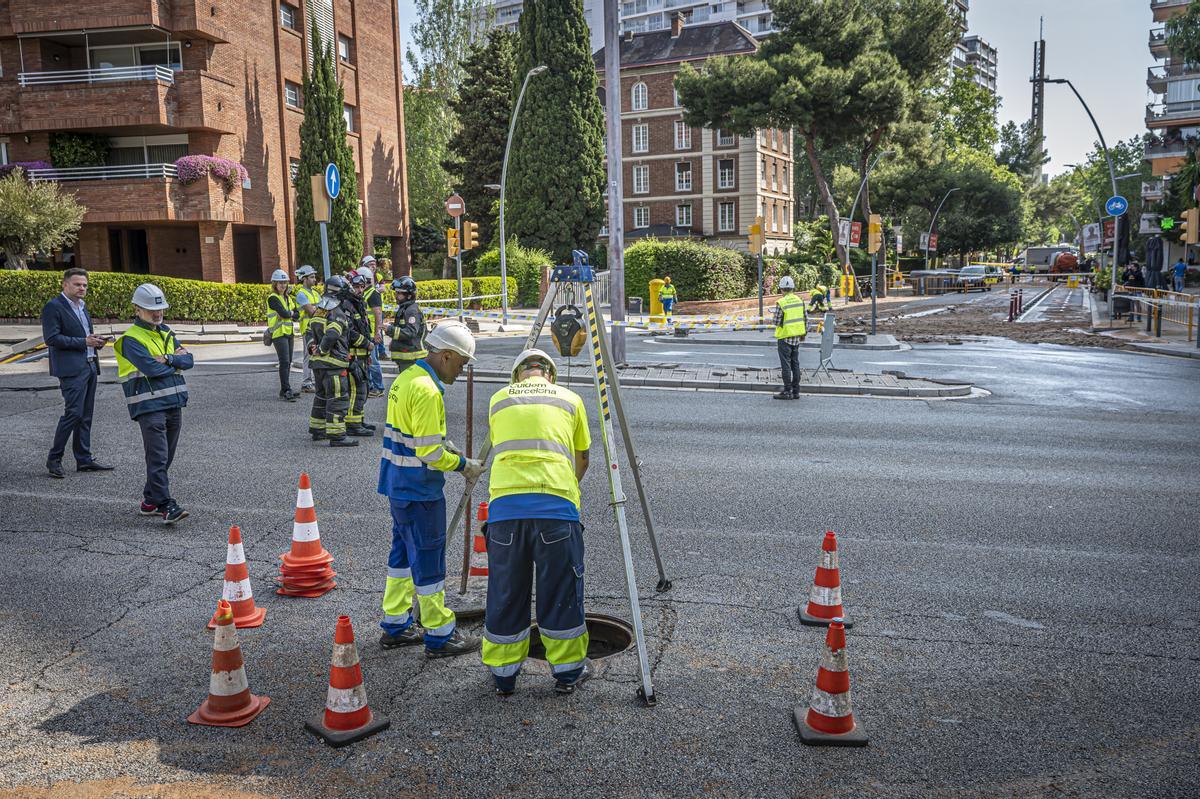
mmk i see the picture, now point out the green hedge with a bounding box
[0,270,515,324]
[624,239,749,302]
[382,276,516,311]
[474,240,554,306]
[765,258,841,294]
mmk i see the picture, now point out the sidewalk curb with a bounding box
[648,334,903,351]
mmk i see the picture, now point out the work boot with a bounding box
[358,421,377,432]
[773,391,792,400]
[788,390,801,400]
[554,660,593,695]
[425,629,480,659]
[346,425,375,437]
[328,437,359,448]
[380,626,424,649]
[301,383,316,393]
[310,431,327,442]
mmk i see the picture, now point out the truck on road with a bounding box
[1015,245,1077,273]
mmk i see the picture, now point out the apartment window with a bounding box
[280,2,298,31]
[289,158,300,184]
[674,121,691,150]
[771,203,779,232]
[634,206,650,228]
[632,124,649,154]
[782,203,790,232]
[718,158,734,189]
[631,82,648,111]
[338,34,354,64]
[772,163,778,191]
[673,87,680,107]
[782,164,789,193]
[632,165,649,194]
[718,201,735,232]
[716,129,735,147]
[343,103,356,133]
[285,80,302,108]
[676,204,692,227]
[760,156,767,187]
[0,141,8,165]
[675,162,692,192]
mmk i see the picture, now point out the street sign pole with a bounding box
[319,222,332,281]
[757,252,764,320]
[870,251,878,335]
[314,164,340,281]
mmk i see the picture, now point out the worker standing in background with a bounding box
[359,257,386,398]
[306,276,360,448]
[482,349,592,697]
[344,271,376,437]
[387,276,427,374]
[659,276,677,321]
[377,320,484,657]
[293,265,320,393]
[808,284,828,314]
[114,284,193,524]
[772,276,806,401]
[266,269,298,402]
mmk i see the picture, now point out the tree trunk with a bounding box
[804,132,845,265]
[3,247,28,269]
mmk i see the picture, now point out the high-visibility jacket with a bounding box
[488,377,589,511]
[114,320,193,419]
[377,360,465,501]
[659,284,677,301]
[774,292,807,339]
[363,285,381,338]
[294,285,320,336]
[811,284,827,299]
[266,291,296,338]
[388,297,427,362]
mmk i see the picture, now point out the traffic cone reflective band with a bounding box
[305,615,390,747]
[209,526,266,629]
[798,531,852,628]
[469,502,489,578]
[277,472,336,597]
[794,618,866,746]
[189,599,270,727]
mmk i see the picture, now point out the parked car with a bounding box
[955,264,994,292]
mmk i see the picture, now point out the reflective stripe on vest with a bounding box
[267,292,296,338]
[295,286,319,336]
[363,287,379,337]
[775,293,807,339]
[114,323,186,415]
[488,379,582,508]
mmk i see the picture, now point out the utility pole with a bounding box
[603,0,626,364]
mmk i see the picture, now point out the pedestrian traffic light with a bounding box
[748,215,764,255]
[462,220,479,251]
[867,214,882,254]
[1182,207,1200,245]
[447,228,460,257]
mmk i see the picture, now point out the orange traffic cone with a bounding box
[797,531,853,628]
[277,473,336,597]
[189,599,270,727]
[794,618,867,746]
[305,615,390,747]
[470,502,489,578]
[208,525,266,629]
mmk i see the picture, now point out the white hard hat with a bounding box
[356,265,375,281]
[511,348,557,383]
[779,276,795,291]
[296,264,317,278]
[425,320,476,362]
[270,268,290,282]
[359,255,377,268]
[132,283,169,310]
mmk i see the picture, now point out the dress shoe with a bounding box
[46,461,65,479]
[77,461,115,472]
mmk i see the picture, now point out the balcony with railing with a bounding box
[1147,62,1200,93]
[9,0,228,41]
[1150,27,1170,56]
[28,162,243,224]
[17,65,176,88]
[1142,179,1167,202]
[1152,0,1191,23]
[1145,137,1191,159]
[1147,101,1200,127]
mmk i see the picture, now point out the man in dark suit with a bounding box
[41,268,114,478]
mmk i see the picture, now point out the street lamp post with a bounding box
[924,187,961,271]
[496,64,548,329]
[843,149,894,303]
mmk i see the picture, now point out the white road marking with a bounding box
[865,360,998,370]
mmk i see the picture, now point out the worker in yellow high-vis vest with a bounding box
[773,276,807,400]
[482,348,592,697]
[266,269,298,401]
[293,264,320,393]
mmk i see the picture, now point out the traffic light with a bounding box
[1182,207,1200,245]
[446,227,459,257]
[462,220,479,251]
[867,214,882,254]
[748,215,764,255]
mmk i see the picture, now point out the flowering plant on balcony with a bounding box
[173,155,248,194]
[0,161,53,179]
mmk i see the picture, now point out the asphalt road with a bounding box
[0,334,1197,798]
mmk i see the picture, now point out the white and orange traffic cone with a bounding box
[189,599,270,727]
[470,501,489,578]
[793,618,867,746]
[209,525,266,629]
[277,473,336,597]
[305,615,390,747]
[797,531,852,628]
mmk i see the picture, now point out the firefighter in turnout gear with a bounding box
[387,276,426,373]
[305,276,365,447]
[482,348,593,696]
[343,271,375,437]
[377,320,484,657]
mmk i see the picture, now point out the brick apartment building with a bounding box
[594,17,793,255]
[0,0,410,282]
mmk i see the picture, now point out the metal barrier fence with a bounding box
[1113,284,1198,341]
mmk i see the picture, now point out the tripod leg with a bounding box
[590,299,672,592]
[583,283,656,706]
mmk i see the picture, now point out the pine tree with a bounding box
[445,28,517,249]
[506,0,606,262]
[294,21,363,273]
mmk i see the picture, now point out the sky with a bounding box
[397,0,1152,178]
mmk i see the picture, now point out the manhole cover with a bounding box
[527,614,634,662]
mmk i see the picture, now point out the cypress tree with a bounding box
[293,21,363,272]
[506,0,606,263]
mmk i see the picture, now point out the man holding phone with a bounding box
[41,268,114,478]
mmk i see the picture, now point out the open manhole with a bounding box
[527,614,634,662]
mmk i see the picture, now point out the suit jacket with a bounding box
[41,294,96,378]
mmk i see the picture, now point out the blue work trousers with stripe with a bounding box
[381,498,456,648]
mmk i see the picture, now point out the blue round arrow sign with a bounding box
[1105,195,1128,216]
[324,163,341,200]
